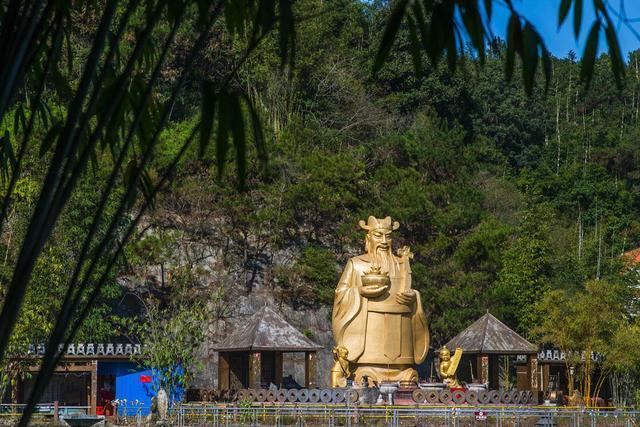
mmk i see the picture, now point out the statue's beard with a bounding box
[371,244,393,270]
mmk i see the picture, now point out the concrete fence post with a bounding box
[53,401,59,423]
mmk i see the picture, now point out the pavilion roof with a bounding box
[443,312,537,355]
[212,305,322,352]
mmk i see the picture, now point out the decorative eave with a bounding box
[14,342,143,360]
[212,306,323,352]
[443,312,538,355]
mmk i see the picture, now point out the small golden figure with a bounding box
[331,346,351,388]
[439,346,463,388]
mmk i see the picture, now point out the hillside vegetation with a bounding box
[3,0,640,398]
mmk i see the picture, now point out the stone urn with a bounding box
[378,381,399,405]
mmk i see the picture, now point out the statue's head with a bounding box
[440,346,450,361]
[359,216,399,255]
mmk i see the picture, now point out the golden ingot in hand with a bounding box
[361,265,390,288]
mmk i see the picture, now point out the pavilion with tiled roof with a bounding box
[212,305,322,390]
[442,312,539,394]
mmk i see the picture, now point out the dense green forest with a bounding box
[144,0,640,343]
[3,0,640,404]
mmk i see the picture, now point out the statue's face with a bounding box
[441,352,450,361]
[367,228,392,253]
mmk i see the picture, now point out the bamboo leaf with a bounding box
[505,14,521,82]
[17,105,27,135]
[521,23,539,95]
[373,0,410,75]
[5,133,15,170]
[573,0,582,39]
[89,144,98,174]
[278,0,296,68]
[123,158,136,188]
[407,15,423,76]
[604,24,625,90]
[225,0,246,36]
[38,99,50,128]
[426,5,444,67]
[64,27,73,75]
[251,0,275,45]
[0,130,15,176]
[447,25,459,73]
[139,168,155,208]
[13,105,22,135]
[196,0,209,27]
[559,0,572,28]
[168,1,182,23]
[460,3,484,60]
[216,92,230,178]
[200,80,217,157]
[541,44,553,93]
[580,21,600,89]
[241,93,268,171]
[484,0,492,20]
[40,122,63,157]
[229,94,247,190]
[0,132,8,179]
[411,1,428,49]
[51,65,73,99]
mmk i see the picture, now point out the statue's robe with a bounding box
[332,253,429,369]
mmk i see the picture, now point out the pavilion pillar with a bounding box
[274,352,283,388]
[476,354,489,385]
[90,360,98,416]
[528,354,539,402]
[488,355,500,389]
[248,351,262,389]
[541,363,550,391]
[305,352,317,388]
[218,352,230,390]
[516,363,529,390]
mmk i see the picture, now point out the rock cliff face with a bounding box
[128,206,340,390]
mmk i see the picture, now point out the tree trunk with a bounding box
[556,80,561,174]
[577,205,583,260]
[566,70,571,122]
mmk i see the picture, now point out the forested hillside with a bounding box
[3,0,640,392]
[143,0,640,342]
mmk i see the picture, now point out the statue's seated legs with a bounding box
[353,364,418,386]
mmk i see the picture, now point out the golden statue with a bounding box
[332,216,429,385]
[330,346,351,387]
[439,346,463,388]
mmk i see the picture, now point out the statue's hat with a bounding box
[359,216,399,231]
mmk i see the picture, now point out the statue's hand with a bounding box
[359,285,388,298]
[395,290,416,305]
